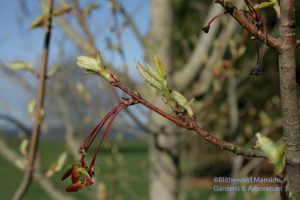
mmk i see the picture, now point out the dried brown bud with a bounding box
[202,26,210,33]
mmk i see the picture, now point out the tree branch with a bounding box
[215,0,283,52]
[110,79,266,158]
[72,0,97,55]
[0,113,31,136]
[278,0,300,198]
[12,1,53,199]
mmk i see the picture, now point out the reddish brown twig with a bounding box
[12,0,53,199]
[215,0,282,52]
[109,77,266,158]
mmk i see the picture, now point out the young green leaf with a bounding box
[256,133,286,173]
[77,54,118,83]
[30,14,48,29]
[254,1,275,10]
[256,133,277,161]
[19,139,29,156]
[77,56,101,72]
[136,63,162,91]
[27,99,36,117]
[7,61,34,72]
[78,167,91,178]
[171,90,194,117]
[47,65,61,77]
[154,55,166,80]
[274,144,286,174]
[53,6,73,17]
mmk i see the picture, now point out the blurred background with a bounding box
[0,0,299,199]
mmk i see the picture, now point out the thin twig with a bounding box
[110,79,266,158]
[108,0,129,74]
[12,0,53,199]
[72,0,97,55]
[117,0,146,47]
[215,0,283,52]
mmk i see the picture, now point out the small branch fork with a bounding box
[110,76,266,158]
[214,0,283,52]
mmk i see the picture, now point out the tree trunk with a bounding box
[145,0,181,200]
[278,0,300,198]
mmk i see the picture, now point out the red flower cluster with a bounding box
[61,162,94,192]
[62,98,135,192]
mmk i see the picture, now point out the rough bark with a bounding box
[145,0,181,200]
[278,0,300,198]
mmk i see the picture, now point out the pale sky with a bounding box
[0,0,149,127]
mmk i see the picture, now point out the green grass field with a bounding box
[0,138,271,200]
[0,139,149,200]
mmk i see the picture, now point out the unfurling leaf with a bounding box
[274,144,285,174]
[77,56,101,72]
[171,90,194,117]
[256,133,277,161]
[7,61,34,72]
[77,54,117,83]
[78,167,91,178]
[256,133,285,174]
[31,3,72,29]
[47,65,61,77]
[254,0,280,17]
[137,56,194,116]
[254,1,275,10]
[53,6,73,17]
[136,56,169,92]
[27,99,36,117]
[84,3,100,15]
[272,2,280,18]
[30,14,48,29]
[46,151,67,177]
[136,63,162,91]
[154,56,166,81]
[19,139,29,156]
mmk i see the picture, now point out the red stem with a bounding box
[215,0,282,52]
[111,79,266,158]
[88,104,124,171]
[82,105,121,152]
[204,12,227,32]
[113,82,188,128]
